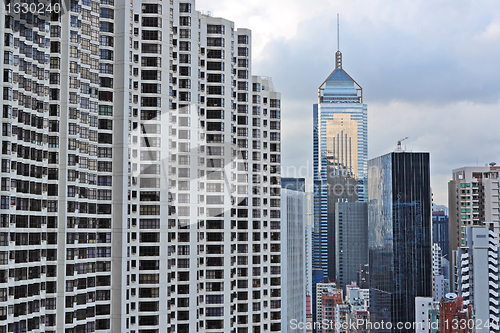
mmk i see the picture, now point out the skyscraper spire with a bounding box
[337,13,340,51]
[336,14,342,69]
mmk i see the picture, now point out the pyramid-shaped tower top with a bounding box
[319,55,363,103]
[318,15,363,103]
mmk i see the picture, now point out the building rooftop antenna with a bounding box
[336,14,342,69]
[337,13,340,51]
[396,137,409,152]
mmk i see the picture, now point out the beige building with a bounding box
[448,165,500,291]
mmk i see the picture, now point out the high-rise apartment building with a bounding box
[368,152,432,333]
[313,42,367,284]
[432,244,449,302]
[448,165,500,292]
[0,1,282,332]
[315,281,339,332]
[457,225,500,332]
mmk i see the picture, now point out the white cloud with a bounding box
[195,0,500,205]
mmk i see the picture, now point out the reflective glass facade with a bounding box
[313,58,367,280]
[368,152,432,332]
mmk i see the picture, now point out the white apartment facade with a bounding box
[415,297,439,333]
[305,183,313,298]
[432,244,449,302]
[0,0,282,332]
[458,225,500,332]
[282,187,307,333]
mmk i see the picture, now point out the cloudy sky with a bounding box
[196,0,500,205]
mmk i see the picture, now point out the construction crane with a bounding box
[396,137,409,152]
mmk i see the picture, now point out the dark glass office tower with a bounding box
[368,152,432,332]
[432,211,449,260]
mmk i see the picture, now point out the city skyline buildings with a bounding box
[196,1,500,209]
[448,165,500,292]
[1,0,498,332]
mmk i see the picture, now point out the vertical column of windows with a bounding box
[127,4,141,331]
[1,1,58,332]
[234,31,250,332]
[267,89,282,332]
[127,2,165,332]
[171,2,196,333]
[64,0,110,332]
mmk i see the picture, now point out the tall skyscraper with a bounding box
[313,42,367,281]
[448,165,500,291]
[281,184,307,333]
[0,1,282,332]
[368,152,432,332]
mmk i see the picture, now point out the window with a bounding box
[99,49,113,60]
[179,29,191,38]
[100,8,114,19]
[140,205,160,215]
[207,38,223,47]
[99,35,114,46]
[99,22,114,33]
[238,35,248,44]
[207,25,224,34]
[179,3,191,13]
[142,17,160,27]
[179,17,191,26]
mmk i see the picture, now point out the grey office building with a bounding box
[335,202,368,291]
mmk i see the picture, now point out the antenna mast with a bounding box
[335,14,342,69]
[337,13,339,51]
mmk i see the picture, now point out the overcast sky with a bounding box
[196,0,500,206]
